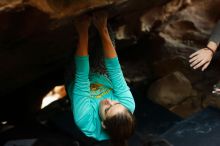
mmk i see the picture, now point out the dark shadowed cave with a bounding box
[1,0,220,146]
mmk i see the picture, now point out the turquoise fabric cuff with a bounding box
[75,55,89,60]
[104,57,120,68]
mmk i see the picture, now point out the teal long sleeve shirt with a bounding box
[67,56,135,141]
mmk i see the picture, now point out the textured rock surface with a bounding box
[148,71,192,107]
[1,0,220,120]
[0,0,127,19]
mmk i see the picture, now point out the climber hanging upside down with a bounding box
[65,11,136,146]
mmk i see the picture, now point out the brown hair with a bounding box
[103,109,135,146]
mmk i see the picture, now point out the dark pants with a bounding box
[48,109,98,146]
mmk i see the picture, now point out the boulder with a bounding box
[148,71,192,107]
